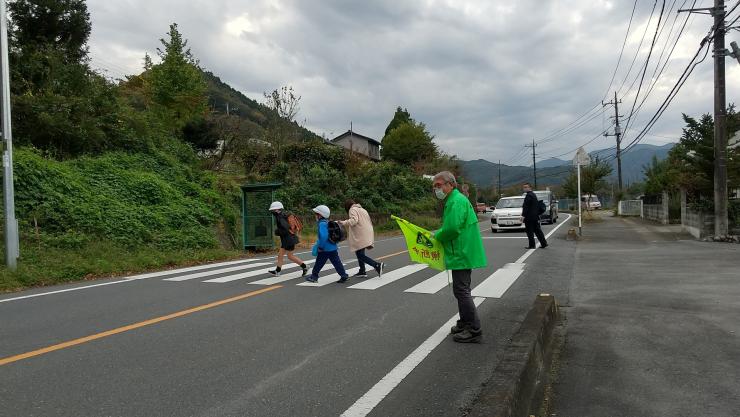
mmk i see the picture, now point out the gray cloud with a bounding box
[85,0,736,165]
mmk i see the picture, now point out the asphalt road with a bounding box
[0,215,573,417]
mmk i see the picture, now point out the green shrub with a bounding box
[10,148,236,250]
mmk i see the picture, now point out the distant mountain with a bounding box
[461,143,675,188]
[460,159,571,188]
[606,143,674,183]
[536,157,569,168]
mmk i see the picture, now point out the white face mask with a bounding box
[434,187,447,200]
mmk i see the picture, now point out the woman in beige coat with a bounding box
[340,199,384,277]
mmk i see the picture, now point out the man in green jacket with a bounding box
[432,171,487,343]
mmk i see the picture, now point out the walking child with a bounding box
[339,199,384,277]
[306,205,349,283]
[268,201,308,277]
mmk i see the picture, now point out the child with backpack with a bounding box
[268,201,308,277]
[306,205,349,283]
[339,199,384,278]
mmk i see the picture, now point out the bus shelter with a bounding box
[240,182,282,250]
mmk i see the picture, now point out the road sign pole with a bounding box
[577,162,582,236]
[573,147,589,237]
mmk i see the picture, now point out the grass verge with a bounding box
[0,239,247,293]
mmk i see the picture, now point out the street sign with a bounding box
[573,147,591,166]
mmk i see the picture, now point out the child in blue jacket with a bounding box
[307,205,349,283]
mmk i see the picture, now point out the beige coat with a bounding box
[341,204,375,252]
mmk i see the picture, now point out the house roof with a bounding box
[331,130,381,146]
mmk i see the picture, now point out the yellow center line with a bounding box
[0,285,283,367]
[377,250,409,260]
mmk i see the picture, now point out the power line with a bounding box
[542,128,611,160]
[620,0,682,106]
[536,107,607,146]
[601,0,640,103]
[621,0,669,139]
[620,35,713,156]
[617,0,661,96]
[621,2,695,143]
[726,0,740,17]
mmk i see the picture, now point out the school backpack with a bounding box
[328,220,346,244]
[287,213,303,235]
[538,200,547,215]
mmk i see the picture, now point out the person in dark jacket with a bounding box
[520,183,548,249]
[268,201,308,277]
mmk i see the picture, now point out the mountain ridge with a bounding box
[460,143,674,188]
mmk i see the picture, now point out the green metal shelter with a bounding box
[240,182,282,250]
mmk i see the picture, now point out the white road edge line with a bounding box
[340,297,486,417]
[514,214,572,264]
[0,258,266,304]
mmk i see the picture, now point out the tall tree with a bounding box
[262,85,303,148]
[562,158,612,198]
[264,86,301,122]
[8,0,135,156]
[146,23,207,131]
[9,0,91,66]
[384,107,412,137]
[381,121,438,166]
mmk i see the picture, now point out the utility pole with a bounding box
[0,1,18,270]
[679,0,729,236]
[713,0,729,236]
[497,160,502,198]
[603,91,623,191]
[525,139,537,189]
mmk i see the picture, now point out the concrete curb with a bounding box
[467,294,559,417]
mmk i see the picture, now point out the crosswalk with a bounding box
[158,257,525,299]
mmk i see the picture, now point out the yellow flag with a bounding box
[391,215,445,271]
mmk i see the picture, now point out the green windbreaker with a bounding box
[435,189,488,270]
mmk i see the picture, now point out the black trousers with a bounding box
[452,269,481,330]
[524,219,547,248]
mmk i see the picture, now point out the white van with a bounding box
[581,194,601,210]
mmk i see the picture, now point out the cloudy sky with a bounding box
[85,0,740,165]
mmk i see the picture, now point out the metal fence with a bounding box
[618,200,642,216]
[558,198,579,212]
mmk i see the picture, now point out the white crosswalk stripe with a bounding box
[203,260,336,284]
[202,260,313,283]
[404,270,451,294]
[160,258,526,301]
[347,264,428,290]
[118,258,264,281]
[163,262,272,282]
[297,267,360,287]
[471,263,524,298]
[248,260,318,285]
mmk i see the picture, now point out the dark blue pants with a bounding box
[311,250,347,279]
[355,248,379,273]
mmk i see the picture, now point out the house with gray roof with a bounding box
[331,129,381,161]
